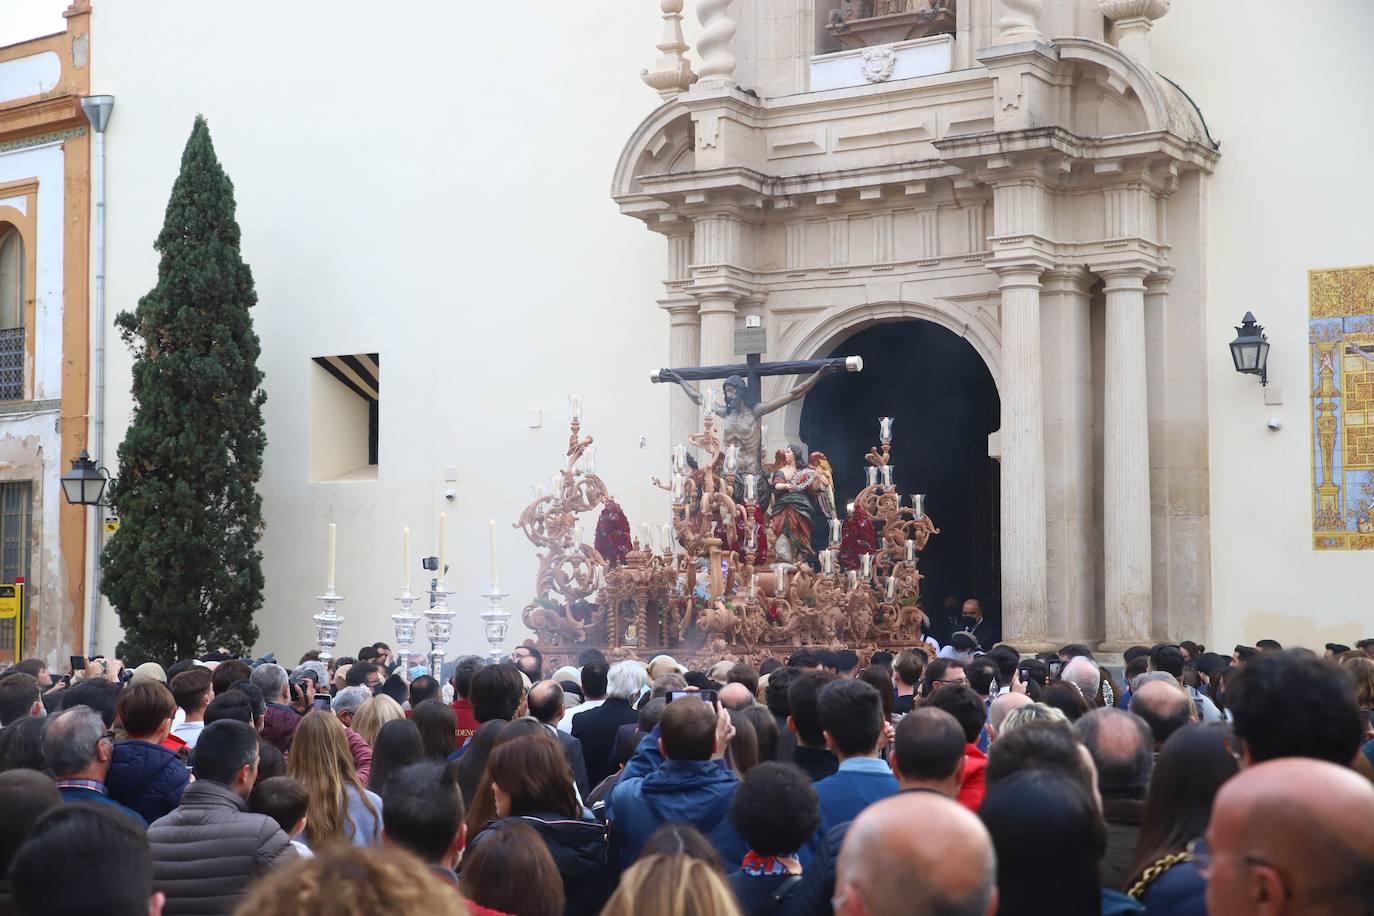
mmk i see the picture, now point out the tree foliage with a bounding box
[102,116,267,662]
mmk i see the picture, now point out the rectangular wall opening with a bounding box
[309,353,379,482]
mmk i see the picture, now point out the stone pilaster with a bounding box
[1041,267,1096,644]
[1101,266,1153,649]
[996,265,1050,647]
[663,299,701,450]
[697,293,739,369]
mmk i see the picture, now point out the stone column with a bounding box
[1040,267,1095,644]
[697,293,738,369]
[996,266,1049,646]
[663,300,701,450]
[1102,267,1153,648]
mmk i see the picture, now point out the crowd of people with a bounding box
[0,634,1372,916]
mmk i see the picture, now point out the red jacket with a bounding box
[451,698,479,747]
[957,743,987,812]
[344,726,373,786]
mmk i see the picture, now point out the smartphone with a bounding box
[1017,664,1033,683]
[668,689,718,706]
[70,655,86,673]
[1047,659,1064,680]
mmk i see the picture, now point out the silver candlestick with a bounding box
[425,579,456,681]
[313,585,346,663]
[481,582,511,664]
[392,585,422,683]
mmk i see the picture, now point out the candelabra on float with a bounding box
[425,577,456,681]
[481,582,511,664]
[314,523,345,662]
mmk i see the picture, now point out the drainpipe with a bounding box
[80,95,113,656]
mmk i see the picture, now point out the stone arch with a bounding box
[768,300,1002,446]
[1055,38,1213,147]
[611,103,695,199]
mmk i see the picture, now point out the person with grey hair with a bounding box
[1074,707,1154,889]
[251,663,301,753]
[997,702,1069,736]
[1061,656,1102,709]
[328,685,376,783]
[44,706,144,823]
[574,660,649,787]
[834,791,998,916]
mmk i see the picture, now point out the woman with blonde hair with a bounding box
[350,693,404,747]
[601,854,742,916]
[232,844,467,916]
[287,709,382,848]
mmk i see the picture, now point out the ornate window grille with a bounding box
[0,328,23,401]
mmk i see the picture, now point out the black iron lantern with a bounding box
[1229,311,1270,386]
[60,450,111,506]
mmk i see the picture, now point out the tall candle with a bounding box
[437,512,447,580]
[489,519,499,585]
[906,538,916,562]
[403,527,411,589]
[327,523,336,590]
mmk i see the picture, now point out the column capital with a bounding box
[660,297,701,323]
[688,278,754,306]
[1099,265,1152,292]
[1042,265,1095,292]
[990,263,1048,291]
[1144,266,1177,292]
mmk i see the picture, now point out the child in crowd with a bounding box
[250,776,313,858]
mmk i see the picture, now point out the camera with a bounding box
[1267,417,1282,431]
[421,556,439,571]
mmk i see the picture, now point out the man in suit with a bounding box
[812,678,897,831]
[527,679,590,797]
[573,660,648,787]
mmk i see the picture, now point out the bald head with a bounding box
[836,792,997,916]
[525,679,564,725]
[1129,679,1195,748]
[1074,708,1153,799]
[718,682,755,711]
[988,693,1032,739]
[1206,758,1374,916]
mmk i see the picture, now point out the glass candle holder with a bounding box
[772,563,787,597]
[702,388,717,418]
[860,553,873,579]
[847,570,859,591]
[593,566,606,590]
[640,524,654,550]
[886,576,897,601]
[829,518,843,546]
[672,444,688,473]
[743,474,759,503]
[661,524,675,554]
[820,549,835,576]
[723,444,739,475]
[912,494,926,519]
[866,466,879,488]
[582,446,598,475]
[879,416,894,444]
[671,473,686,501]
[881,465,894,490]
[568,394,585,422]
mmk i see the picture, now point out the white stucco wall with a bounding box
[1152,1,1374,650]
[0,138,67,661]
[91,5,678,659]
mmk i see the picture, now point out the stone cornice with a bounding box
[935,126,1219,177]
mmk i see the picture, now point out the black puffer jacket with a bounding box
[107,739,189,824]
[148,780,295,915]
[469,813,611,916]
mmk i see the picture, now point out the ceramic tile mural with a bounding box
[1309,265,1374,549]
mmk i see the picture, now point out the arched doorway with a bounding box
[799,319,1001,636]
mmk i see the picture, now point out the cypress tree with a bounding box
[102,116,267,662]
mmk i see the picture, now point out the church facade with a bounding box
[3,0,1364,664]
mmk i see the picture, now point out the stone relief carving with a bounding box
[861,47,897,82]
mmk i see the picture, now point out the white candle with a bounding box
[906,538,916,562]
[489,519,499,585]
[326,523,336,590]
[438,512,447,580]
[403,526,411,589]
[886,576,897,601]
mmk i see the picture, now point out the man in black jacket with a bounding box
[786,671,839,782]
[148,720,294,914]
[527,679,591,796]
[573,661,648,787]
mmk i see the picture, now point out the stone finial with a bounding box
[1100,0,1170,66]
[696,0,737,84]
[996,0,1045,45]
[642,0,698,100]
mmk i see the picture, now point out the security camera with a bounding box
[1267,418,1282,431]
[444,488,456,501]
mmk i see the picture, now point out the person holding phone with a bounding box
[605,696,745,869]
